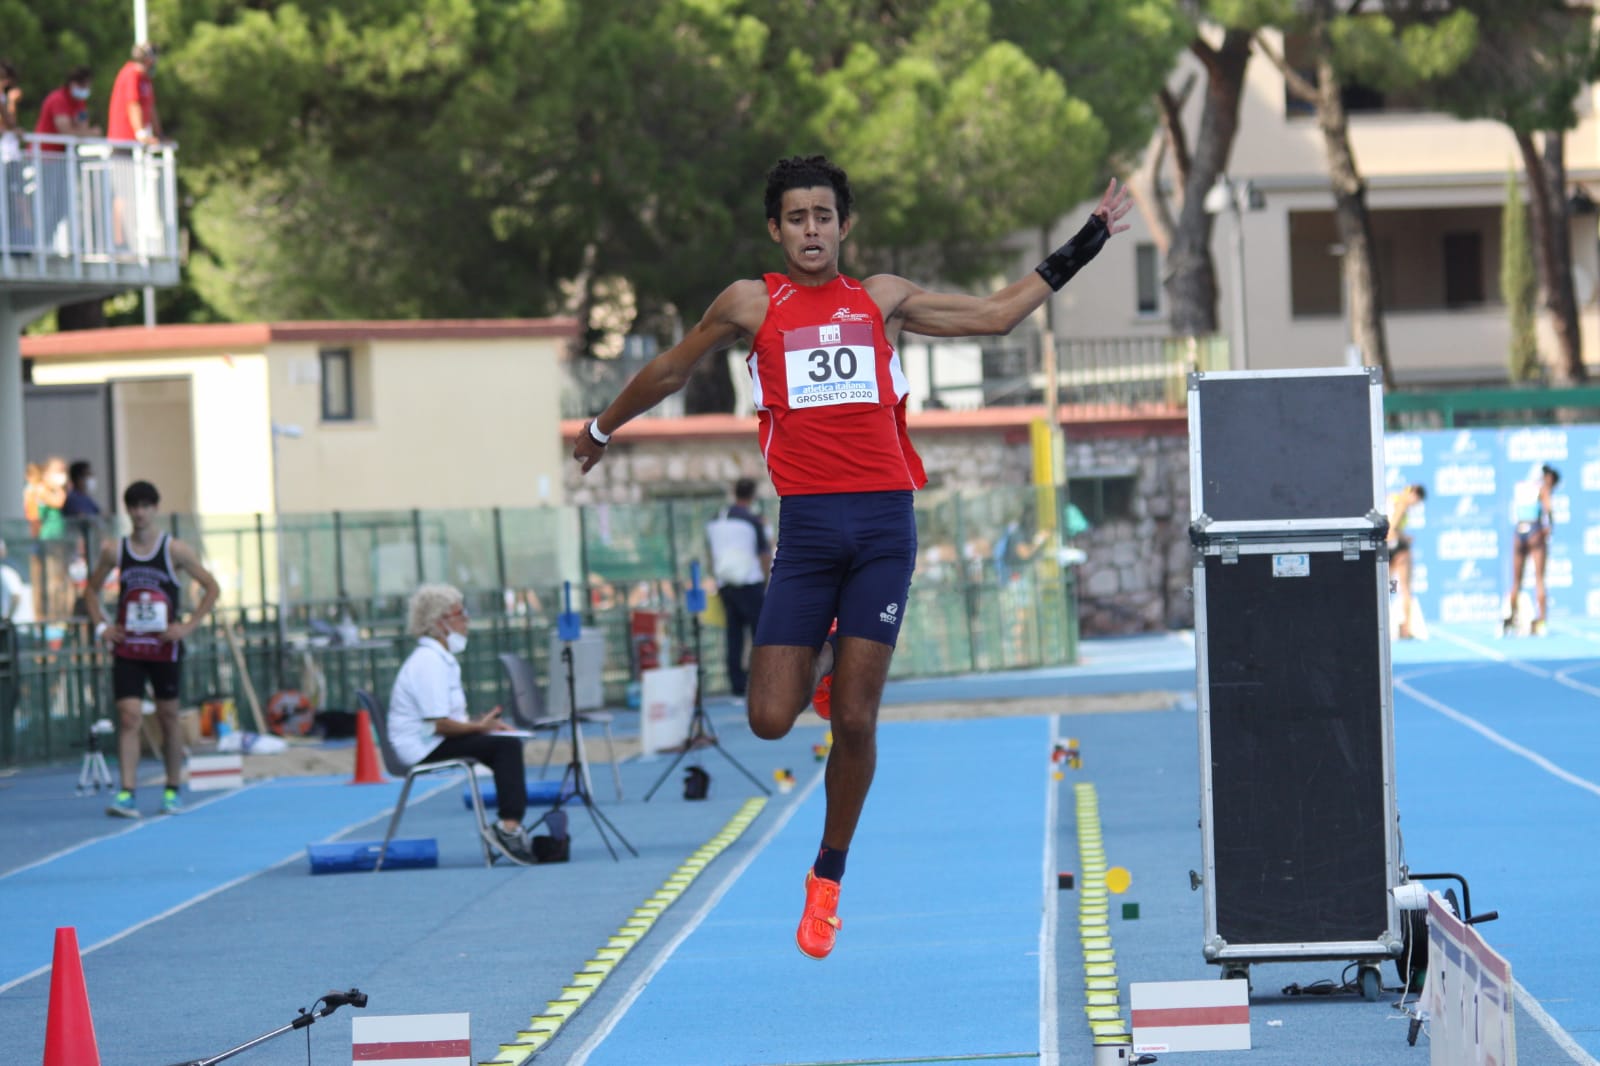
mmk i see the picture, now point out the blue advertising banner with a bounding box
[1384,425,1586,632]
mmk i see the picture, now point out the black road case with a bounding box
[1187,369,1402,996]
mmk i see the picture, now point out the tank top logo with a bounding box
[783,321,881,408]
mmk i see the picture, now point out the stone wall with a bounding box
[564,417,1193,636]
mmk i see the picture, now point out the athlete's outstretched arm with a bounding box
[873,178,1133,339]
[574,279,764,474]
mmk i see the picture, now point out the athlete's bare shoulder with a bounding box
[861,273,918,322]
[711,277,771,336]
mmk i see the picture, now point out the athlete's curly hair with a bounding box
[764,155,853,223]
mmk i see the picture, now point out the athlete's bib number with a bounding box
[784,322,880,408]
[126,593,169,634]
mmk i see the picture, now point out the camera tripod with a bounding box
[77,720,114,794]
[527,590,636,861]
[162,988,367,1066]
[644,567,769,802]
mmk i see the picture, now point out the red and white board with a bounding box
[1131,979,1251,1054]
[351,1012,471,1065]
[185,753,243,792]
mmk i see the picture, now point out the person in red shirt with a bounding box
[107,43,160,145]
[35,67,100,149]
[574,155,1132,960]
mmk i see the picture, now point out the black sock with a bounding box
[165,784,181,793]
[813,844,847,883]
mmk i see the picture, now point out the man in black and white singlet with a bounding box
[85,480,220,818]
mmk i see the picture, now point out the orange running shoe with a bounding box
[811,675,832,721]
[811,623,838,720]
[796,870,842,959]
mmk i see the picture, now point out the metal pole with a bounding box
[333,510,346,602]
[491,506,507,593]
[0,299,26,523]
[411,509,424,584]
[133,0,149,44]
[1229,183,1250,371]
[271,434,288,651]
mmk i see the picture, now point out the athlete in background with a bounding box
[1504,464,1560,636]
[1386,483,1426,639]
[574,155,1131,958]
[85,480,219,817]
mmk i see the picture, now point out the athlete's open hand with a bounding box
[100,623,125,646]
[1092,178,1134,237]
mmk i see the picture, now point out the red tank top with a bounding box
[748,273,927,497]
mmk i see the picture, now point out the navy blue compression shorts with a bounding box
[755,491,917,650]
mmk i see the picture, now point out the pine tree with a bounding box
[1502,168,1540,383]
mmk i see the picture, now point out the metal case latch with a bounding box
[1220,538,1239,565]
[1342,534,1362,560]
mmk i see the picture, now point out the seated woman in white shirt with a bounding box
[388,583,533,864]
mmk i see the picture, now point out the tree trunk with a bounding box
[1314,51,1394,384]
[1164,30,1253,339]
[1539,134,1585,383]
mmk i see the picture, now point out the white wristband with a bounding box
[587,421,611,445]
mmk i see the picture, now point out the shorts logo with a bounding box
[880,602,900,626]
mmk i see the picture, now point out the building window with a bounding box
[1135,243,1161,315]
[1443,232,1485,308]
[1068,474,1136,525]
[320,347,354,421]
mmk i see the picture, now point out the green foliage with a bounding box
[1328,11,1478,89]
[1421,0,1600,134]
[18,0,1149,335]
[1501,167,1540,382]
[0,0,140,122]
[989,0,1190,165]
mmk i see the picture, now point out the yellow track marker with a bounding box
[483,797,767,1065]
[1072,782,1131,1046]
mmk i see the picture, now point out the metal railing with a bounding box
[0,489,1081,768]
[1384,384,1600,429]
[1,132,180,282]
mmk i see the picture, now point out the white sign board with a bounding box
[1131,978,1250,1054]
[1427,891,1517,1066]
[351,1011,470,1065]
[639,665,697,755]
[546,626,606,715]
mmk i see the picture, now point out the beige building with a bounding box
[20,318,578,517]
[1040,27,1600,385]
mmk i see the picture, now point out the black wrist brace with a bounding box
[1035,214,1110,291]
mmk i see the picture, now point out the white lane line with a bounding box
[0,778,451,995]
[1392,670,1600,1062]
[568,767,825,1066]
[1039,717,1060,1066]
[1393,678,1600,801]
[0,779,267,884]
[1430,629,1552,676]
[1516,982,1600,1065]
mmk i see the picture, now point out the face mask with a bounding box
[445,630,468,655]
[70,85,91,101]
[85,477,98,493]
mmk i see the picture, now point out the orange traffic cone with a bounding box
[350,709,384,785]
[43,926,100,1066]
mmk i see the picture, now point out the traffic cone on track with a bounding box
[43,926,100,1066]
[350,709,384,785]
